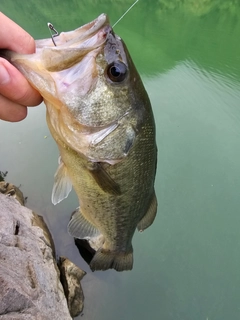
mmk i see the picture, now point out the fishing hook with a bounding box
[47,22,59,46]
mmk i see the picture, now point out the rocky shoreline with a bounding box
[0,182,85,319]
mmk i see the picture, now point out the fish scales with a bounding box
[4,14,158,271]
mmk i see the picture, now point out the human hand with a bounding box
[0,12,42,122]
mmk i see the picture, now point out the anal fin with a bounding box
[68,208,100,239]
[137,191,157,232]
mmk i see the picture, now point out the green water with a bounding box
[1,1,240,319]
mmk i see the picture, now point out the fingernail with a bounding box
[0,64,11,85]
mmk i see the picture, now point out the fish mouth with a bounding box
[36,13,111,50]
[34,14,113,73]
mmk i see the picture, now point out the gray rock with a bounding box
[0,192,72,320]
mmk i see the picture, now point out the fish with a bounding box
[4,14,157,271]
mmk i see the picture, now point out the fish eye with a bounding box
[106,61,127,83]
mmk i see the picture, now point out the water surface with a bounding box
[1,1,240,319]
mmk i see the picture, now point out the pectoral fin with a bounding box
[68,208,100,239]
[87,162,121,195]
[137,191,157,231]
[52,157,72,205]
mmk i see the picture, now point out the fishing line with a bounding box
[112,0,140,28]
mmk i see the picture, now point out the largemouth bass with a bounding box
[5,14,157,271]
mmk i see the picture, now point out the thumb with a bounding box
[0,58,42,106]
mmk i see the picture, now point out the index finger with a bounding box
[0,12,35,54]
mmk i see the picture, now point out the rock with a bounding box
[0,181,25,205]
[0,171,8,182]
[58,257,86,318]
[0,192,72,319]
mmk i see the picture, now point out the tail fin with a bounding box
[90,247,133,272]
